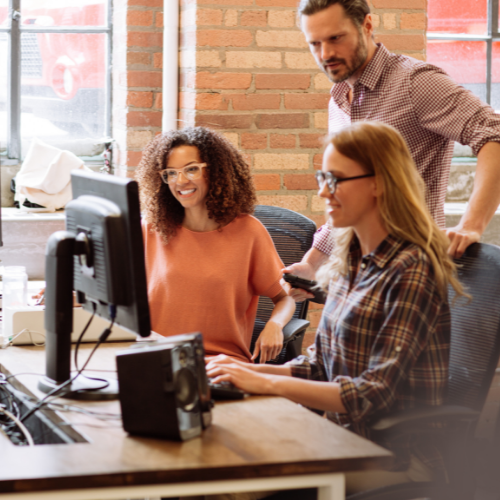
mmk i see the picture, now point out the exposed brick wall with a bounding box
[371,0,427,59]
[112,0,426,348]
[177,0,426,347]
[178,0,426,227]
[113,0,164,177]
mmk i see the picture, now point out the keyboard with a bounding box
[208,380,246,400]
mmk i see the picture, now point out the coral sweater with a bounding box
[142,215,284,362]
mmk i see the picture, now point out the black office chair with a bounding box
[346,242,500,500]
[251,205,317,364]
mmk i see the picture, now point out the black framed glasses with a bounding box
[315,171,375,194]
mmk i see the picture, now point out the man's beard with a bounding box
[322,35,368,84]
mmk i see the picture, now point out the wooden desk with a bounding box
[0,343,393,500]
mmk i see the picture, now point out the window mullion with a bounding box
[487,0,498,105]
[105,0,113,138]
[6,1,112,160]
[491,0,499,34]
[487,39,492,104]
[7,0,21,160]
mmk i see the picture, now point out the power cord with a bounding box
[0,374,33,445]
[74,302,96,370]
[0,407,34,445]
[19,308,116,424]
[72,303,109,391]
[8,390,121,422]
[8,329,46,346]
[0,376,121,444]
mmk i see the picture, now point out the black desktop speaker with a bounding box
[116,333,212,441]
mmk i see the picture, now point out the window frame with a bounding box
[0,0,112,162]
[427,0,500,106]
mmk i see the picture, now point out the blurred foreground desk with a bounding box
[0,343,393,500]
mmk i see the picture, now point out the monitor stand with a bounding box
[38,230,118,401]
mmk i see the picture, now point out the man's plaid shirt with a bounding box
[313,43,500,255]
[289,234,450,473]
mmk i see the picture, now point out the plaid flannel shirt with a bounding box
[289,234,450,474]
[313,43,500,255]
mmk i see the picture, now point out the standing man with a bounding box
[285,0,500,299]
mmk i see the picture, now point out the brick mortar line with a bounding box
[127,49,163,53]
[126,88,163,92]
[180,48,310,51]
[372,9,425,13]
[376,30,427,33]
[188,6,298,9]
[180,29,304,34]
[126,27,164,32]
[127,6,163,10]
[181,89,329,92]
[180,110,328,113]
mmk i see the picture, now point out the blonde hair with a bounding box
[316,121,464,298]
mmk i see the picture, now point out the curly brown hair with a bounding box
[136,127,257,243]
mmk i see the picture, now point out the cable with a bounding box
[0,381,15,414]
[0,406,34,446]
[5,372,45,382]
[74,302,96,372]
[72,303,109,390]
[19,314,116,424]
[9,329,46,347]
[46,403,121,420]
[8,391,121,421]
[57,422,121,429]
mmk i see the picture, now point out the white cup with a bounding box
[2,266,28,342]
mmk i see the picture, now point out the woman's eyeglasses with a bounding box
[159,163,208,184]
[315,171,375,194]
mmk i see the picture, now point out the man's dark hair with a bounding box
[298,0,370,28]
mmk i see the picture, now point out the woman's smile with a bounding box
[166,145,209,212]
[178,188,196,197]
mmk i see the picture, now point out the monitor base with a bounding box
[38,376,119,401]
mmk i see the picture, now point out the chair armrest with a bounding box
[282,318,309,344]
[369,405,480,438]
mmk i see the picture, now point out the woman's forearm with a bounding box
[267,376,347,414]
[252,364,292,376]
[207,356,345,414]
[269,293,296,328]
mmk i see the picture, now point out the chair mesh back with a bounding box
[447,243,500,411]
[251,206,317,350]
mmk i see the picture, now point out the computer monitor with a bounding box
[38,170,151,400]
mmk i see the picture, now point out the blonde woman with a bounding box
[207,122,464,495]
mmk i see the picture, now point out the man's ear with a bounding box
[363,13,374,38]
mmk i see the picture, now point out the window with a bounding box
[0,0,111,161]
[427,0,500,111]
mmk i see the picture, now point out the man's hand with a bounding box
[445,226,481,259]
[281,263,316,302]
[251,320,283,364]
[283,261,316,281]
[281,248,328,302]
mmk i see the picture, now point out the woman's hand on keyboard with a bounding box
[206,354,247,369]
[206,358,271,395]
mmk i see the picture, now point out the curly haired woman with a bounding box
[136,127,295,364]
